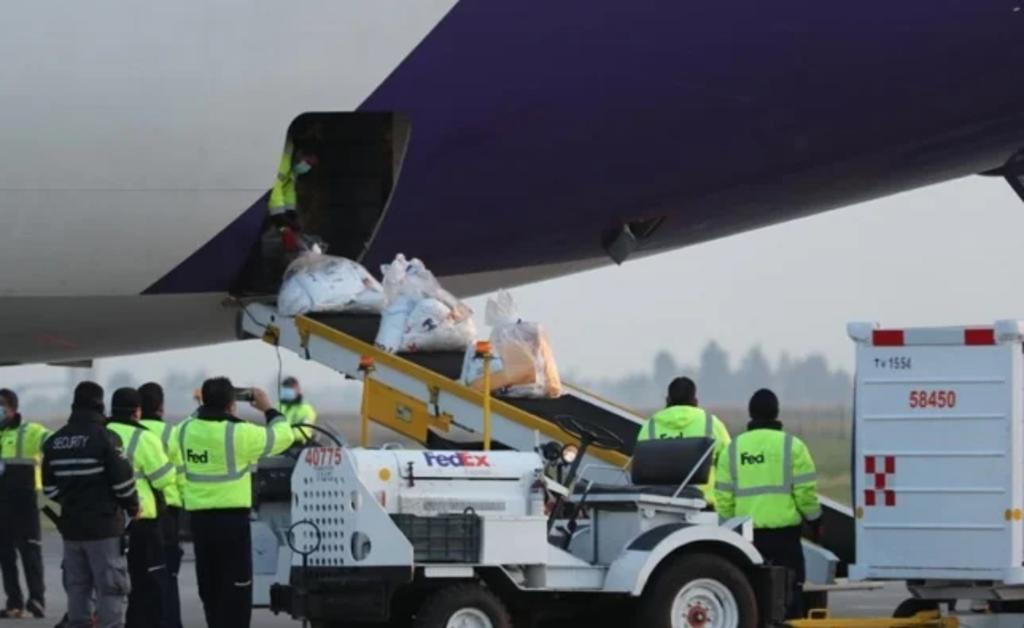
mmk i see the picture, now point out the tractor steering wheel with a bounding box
[554,415,625,452]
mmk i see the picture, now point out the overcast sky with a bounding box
[5,175,1024,400]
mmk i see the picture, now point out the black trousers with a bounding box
[126,519,165,628]
[159,542,184,628]
[754,525,806,619]
[190,510,253,628]
[0,493,45,611]
[159,508,183,628]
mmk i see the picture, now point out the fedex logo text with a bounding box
[423,452,490,468]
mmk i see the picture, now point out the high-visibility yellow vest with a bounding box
[279,402,317,444]
[178,414,295,511]
[140,418,183,508]
[108,421,178,520]
[268,140,297,215]
[715,428,821,529]
[639,406,731,506]
[140,419,176,452]
[0,422,50,466]
[1,422,51,491]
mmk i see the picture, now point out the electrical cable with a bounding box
[285,519,323,628]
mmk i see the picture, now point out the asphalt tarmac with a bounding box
[1,532,908,627]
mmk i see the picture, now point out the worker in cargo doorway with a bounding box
[638,377,731,507]
[235,133,324,295]
[138,382,184,628]
[107,388,179,628]
[268,138,318,241]
[278,376,318,446]
[715,389,822,619]
[0,389,49,619]
[179,378,294,628]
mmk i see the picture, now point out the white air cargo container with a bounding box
[848,320,1024,586]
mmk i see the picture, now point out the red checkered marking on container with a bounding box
[864,455,896,507]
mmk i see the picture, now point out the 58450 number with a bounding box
[908,390,957,409]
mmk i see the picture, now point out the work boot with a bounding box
[26,599,45,618]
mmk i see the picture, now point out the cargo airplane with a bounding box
[2,1,1023,364]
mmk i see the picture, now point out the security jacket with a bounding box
[42,408,139,540]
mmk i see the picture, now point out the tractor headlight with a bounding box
[541,441,563,462]
[560,444,579,465]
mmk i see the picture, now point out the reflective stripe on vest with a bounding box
[147,461,174,483]
[178,420,251,483]
[120,427,145,482]
[126,428,143,461]
[261,422,277,458]
[647,408,713,440]
[2,425,35,466]
[725,434,811,497]
[160,423,172,450]
[123,427,174,483]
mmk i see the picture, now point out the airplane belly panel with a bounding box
[362,0,1024,274]
[0,294,238,364]
[0,189,260,297]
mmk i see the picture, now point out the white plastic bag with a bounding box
[373,254,476,353]
[402,298,476,352]
[380,254,472,321]
[277,253,385,316]
[375,296,415,353]
[461,290,562,398]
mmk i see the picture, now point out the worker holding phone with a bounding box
[177,378,294,628]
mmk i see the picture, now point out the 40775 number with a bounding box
[908,390,957,409]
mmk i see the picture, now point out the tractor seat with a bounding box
[575,437,715,501]
[575,483,705,500]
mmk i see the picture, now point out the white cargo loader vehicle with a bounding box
[267,418,791,628]
[845,320,1024,626]
[237,303,845,619]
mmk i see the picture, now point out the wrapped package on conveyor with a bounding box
[277,253,385,316]
[375,254,476,353]
[461,290,562,398]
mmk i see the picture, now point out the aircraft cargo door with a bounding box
[235,112,410,295]
[290,112,409,262]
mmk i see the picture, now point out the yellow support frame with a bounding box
[788,611,958,628]
[363,379,452,443]
[292,315,632,468]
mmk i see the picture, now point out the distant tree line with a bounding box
[573,342,852,411]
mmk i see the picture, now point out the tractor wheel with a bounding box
[637,552,758,628]
[413,583,512,628]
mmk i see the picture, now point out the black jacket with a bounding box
[42,408,140,541]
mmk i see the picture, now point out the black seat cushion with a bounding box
[574,483,704,500]
[631,437,715,486]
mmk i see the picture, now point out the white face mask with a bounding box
[293,161,313,176]
[280,387,298,403]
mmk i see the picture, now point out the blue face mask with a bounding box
[280,387,298,403]
[293,161,313,176]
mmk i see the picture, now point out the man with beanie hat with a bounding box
[0,389,50,619]
[715,388,821,619]
[138,382,184,628]
[107,387,178,628]
[42,381,139,628]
